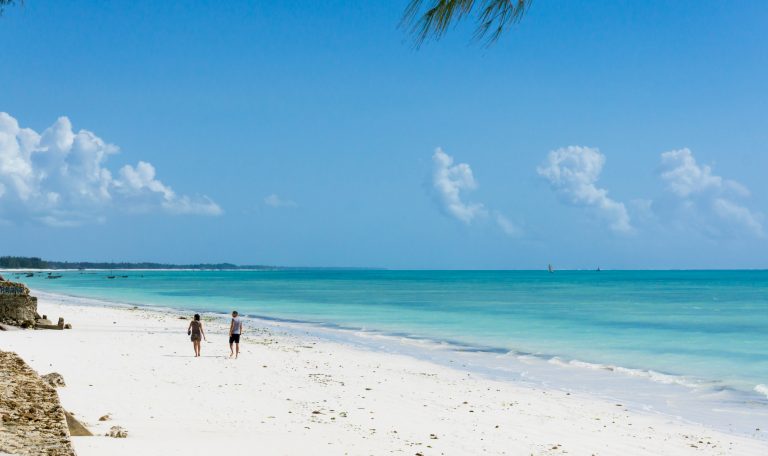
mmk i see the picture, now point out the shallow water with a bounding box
[13,269,768,435]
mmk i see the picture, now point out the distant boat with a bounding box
[25,273,34,277]
[547,264,554,273]
[47,274,62,279]
[597,266,601,272]
[107,275,116,279]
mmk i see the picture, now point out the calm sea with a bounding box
[12,269,768,434]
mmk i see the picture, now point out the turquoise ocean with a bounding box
[11,269,768,435]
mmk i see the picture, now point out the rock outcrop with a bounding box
[0,280,40,327]
[0,351,76,456]
[42,372,67,388]
[64,411,92,437]
[106,425,128,438]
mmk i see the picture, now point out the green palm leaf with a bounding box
[401,0,532,46]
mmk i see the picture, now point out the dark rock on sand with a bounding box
[106,425,128,438]
[37,317,73,331]
[0,281,40,327]
[42,372,66,388]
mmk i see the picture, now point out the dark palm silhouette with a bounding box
[402,0,532,46]
[0,0,533,46]
[0,0,19,15]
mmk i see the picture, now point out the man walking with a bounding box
[229,310,244,359]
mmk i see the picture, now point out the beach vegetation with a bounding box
[0,256,271,270]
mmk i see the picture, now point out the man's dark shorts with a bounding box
[229,334,241,344]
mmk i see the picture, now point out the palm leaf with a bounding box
[401,0,532,46]
[0,0,21,15]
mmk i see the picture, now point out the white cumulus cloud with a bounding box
[659,148,762,237]
[432,148,486,224]
[430,148,521,237]
[494,212,523,237]
[537,146,632,234]
[117,161,174,200]
[263,194,297,208]
[660,148,749,198]
[0,112,222,225]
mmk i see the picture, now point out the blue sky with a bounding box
[1,0,767,269]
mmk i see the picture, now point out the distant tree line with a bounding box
[0,256,274,270]
[0,256,50,268]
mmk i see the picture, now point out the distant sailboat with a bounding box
[547,264,554,273]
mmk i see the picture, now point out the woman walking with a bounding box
[188,314,206,357]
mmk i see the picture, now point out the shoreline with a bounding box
[27,288,768,439]
[1,294,767,454]
[7,268,768,272]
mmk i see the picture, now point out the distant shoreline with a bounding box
[4,267,768,272]
[2,255,767,271]
[0,255,384,271]
[0,267,385,272]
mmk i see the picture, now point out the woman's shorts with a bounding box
[229,334,241,344]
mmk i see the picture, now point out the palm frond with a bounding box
[401,0,532,46]
[0,0,21,16]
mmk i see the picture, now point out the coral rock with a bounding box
[106,425,128,438]
[42,372,66,388]
[0,281,40,327]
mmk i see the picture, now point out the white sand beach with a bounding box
[2,297,767,456]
